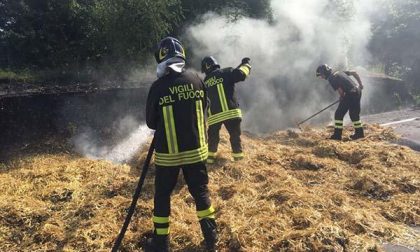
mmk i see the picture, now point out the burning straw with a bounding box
[0,124,419,251]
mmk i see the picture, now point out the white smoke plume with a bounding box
[73,121,153,163]
[186,0,381,133]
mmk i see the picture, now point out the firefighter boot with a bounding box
[350,127,364,140]
[329,128,342,140]
[199,218,218,252]
[144,234,169,252]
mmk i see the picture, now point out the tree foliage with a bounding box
[180,0,272,23]
[0,0,270,75]
[0,0,92,68]
[369,0,420,92]
[0,0,183,72]
[89,0,182,63]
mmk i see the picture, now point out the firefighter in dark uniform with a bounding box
[145,37,217,252]
[201,56,251,163]
[316,64,365,140]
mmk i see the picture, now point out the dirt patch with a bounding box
[292,154,325,170]
[349,176,394,201]
[313,144,337,158]
[218,186,237,200]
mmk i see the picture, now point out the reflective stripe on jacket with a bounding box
[146,71,208,166]
[204,64,250,126]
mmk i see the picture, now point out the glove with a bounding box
[241,57,251,65]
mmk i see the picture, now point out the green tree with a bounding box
[180,0,272,24]
[0,0,92,68]
[0,0,273,82]
[89,0,182,64]
[369,0,420,94]
[0,0,182,71]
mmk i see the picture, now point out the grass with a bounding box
[0,124,419,251]
[0,69,35,83]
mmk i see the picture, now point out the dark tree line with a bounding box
[0,0,183,69]
[0,0,270,80]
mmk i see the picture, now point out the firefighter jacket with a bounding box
[204,63,251,126]
[146,70,208,167]
[328,71,361,95]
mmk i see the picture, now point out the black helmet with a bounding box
[316,64,332,78]
[154,37,186,64]
[201,56,220,74]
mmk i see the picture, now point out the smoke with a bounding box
[127,58,157,85]
[186,0,381,133]
[73,118,153,163]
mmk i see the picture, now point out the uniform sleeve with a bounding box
[232,62,252,83]
[146,84,158,130]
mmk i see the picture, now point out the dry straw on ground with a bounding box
[0,124,419,251]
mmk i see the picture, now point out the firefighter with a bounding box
[316,64,365,140]
[201,56,251,163]
[145,37,217,252]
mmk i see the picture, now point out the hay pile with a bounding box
[0,124,419,251]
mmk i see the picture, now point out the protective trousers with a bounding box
[332,92,363,140]
[208,118,243,161]
[153,161,214,236]
[334,92,362,126]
